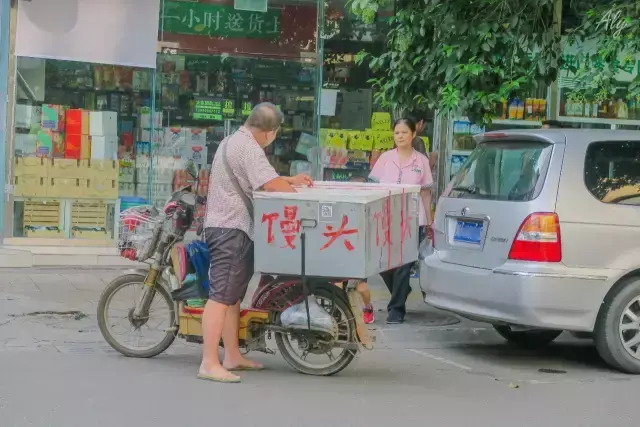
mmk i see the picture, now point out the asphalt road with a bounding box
[0,268,638,427]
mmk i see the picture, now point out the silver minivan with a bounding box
[421,130,640,373]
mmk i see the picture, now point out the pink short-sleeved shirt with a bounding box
[369,148,433,226]
[205,127,279,239]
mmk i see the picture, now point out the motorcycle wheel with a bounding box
[97,274,176,358]
[275,283,357,376]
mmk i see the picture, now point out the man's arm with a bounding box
[263,177,296,192]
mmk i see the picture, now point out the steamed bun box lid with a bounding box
[253,182,421,279]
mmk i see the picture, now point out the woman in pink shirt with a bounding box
[367,117,433,324]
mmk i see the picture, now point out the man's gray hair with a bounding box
[245,102,284,132]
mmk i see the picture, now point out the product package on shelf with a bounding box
[47,177,89,198]
[50,158,84,179]
[65,109,90,135]
[15,134,37,156]
[36,130,64,158]
[139,108,163,129]
[89,111,118,136]
[15,105,42,130]
[91,135,118,160]
[371,112,392,130]
[65,134,90,160]
[183,145,208,167]
[372,130,394,150]
[321,146,348,168]
[41,105,66,132]
[13,157,49,197]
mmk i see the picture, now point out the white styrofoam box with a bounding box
[15,105,42,129]
[163,127,185,148]
[90,111,118,136]
[91,135,118,160]
[253,182,421,279]
[14,133,38,155]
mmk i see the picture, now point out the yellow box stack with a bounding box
[14,157,49,197]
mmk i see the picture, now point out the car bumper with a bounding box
[420,253,611,332]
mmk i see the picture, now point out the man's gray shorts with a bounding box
[205,227,254,306]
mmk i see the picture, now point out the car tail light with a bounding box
[508,213,561,262]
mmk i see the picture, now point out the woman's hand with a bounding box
[286,174,314,187]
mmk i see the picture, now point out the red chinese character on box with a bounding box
[321,215,357,251]
[279,205,301,249]
[261,205,301,249]
[373,198,392,248]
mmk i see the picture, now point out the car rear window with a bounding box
[446,141,554,201]
[584,140,640,206]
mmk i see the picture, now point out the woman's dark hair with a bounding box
[393,117,417,133]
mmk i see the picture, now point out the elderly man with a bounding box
[199,103,312,383]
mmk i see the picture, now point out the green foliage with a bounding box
[352,0,561,124]
[567,2,640,102]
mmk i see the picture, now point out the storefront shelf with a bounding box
[557,116,640,126]
[491,119,542,126]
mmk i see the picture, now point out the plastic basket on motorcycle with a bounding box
[118,206,162,262]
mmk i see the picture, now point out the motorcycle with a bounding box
[97,161,372,376]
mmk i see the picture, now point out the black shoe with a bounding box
[386,311,405,324]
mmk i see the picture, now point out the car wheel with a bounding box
[594,276,640,374]
[493,325,562,348]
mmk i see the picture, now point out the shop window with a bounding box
[317,0,437,183]
[11,57,155,240]
[585,141,640,206]
[153,53,319,224]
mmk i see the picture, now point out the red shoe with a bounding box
[363,305,375,324]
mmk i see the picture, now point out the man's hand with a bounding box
[286,174,313,187]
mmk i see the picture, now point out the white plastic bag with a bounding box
[281,297,335,334]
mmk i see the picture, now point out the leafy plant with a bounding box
[566,2,640,102]
[352,0,562,124]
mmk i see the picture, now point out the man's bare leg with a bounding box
[222,301,263,370]
[199,300,240,381]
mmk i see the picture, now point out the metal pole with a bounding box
[0,0,11,239]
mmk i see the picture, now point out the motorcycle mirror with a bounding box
[185,160,198,180]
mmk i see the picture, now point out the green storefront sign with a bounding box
[194,98,223,120]
[162,1,281,40]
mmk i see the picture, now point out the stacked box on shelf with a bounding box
[71,200,109,239]
[39,105,66,158]
[90,111,118,160]
[23,200,63,238]
[48,159,88,198]
[138,108,163,147]
[87,159,119,199]
[14,105,41,157]
[65,109,91,160]
[13,157,49,197]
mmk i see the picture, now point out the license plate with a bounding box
[453,220,483,244]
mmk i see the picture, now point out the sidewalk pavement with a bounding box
[0,267,462,354]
